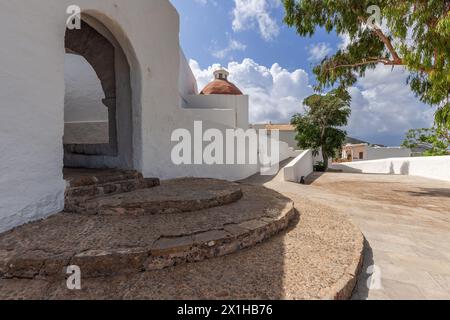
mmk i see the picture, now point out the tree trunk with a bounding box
[322,146,329,171]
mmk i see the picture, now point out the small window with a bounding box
[359,152,364,159]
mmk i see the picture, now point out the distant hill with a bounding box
[344,137,386,147]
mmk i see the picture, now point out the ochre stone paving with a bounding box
[0,171,365,300]
[0,183,294,279]
[0,195,363,300]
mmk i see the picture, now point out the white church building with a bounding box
[0,1,296,232]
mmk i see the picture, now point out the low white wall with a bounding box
[330,156,450,182]
[283,150,314,182]
[185,95,249,129]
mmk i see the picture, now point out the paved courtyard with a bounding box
[0,174,363,300]
[1,167,448,300]
[257,171,450,300]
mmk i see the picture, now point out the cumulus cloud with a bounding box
[232,0,280,41]
[347,65,435,145]
[189,60,434,146]
[211,37,247,60]
[190,58,313,124]
[307,43,333,62]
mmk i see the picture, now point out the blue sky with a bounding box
[172,0,338,79]
[170,0,434,146]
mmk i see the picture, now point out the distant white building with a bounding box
[342,143,411,162]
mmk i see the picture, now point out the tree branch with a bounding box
[371,26,403,64]
[325,58,400,71]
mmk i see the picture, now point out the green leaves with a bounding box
[283,0,450,127]
[291,89,352,168]
[435,103,450,130]
[402,126,450,156]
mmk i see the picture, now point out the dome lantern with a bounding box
[200,68,243,96]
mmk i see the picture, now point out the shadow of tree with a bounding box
[400,161,410,175]
[399,187,450,198]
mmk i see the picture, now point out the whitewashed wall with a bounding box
[330,156,450,182]
[0,0,183,232]
[185,94,249,129]
[284,150,314,182]
[0,0,295,233]
[178,49,198,101]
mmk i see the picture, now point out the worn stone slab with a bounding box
[0,192,363,300]
[0,182,295,279]
[78,178,243,215]
[64,169,160,213]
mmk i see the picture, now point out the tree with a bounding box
[291,88,351,170]
[402,127,450,156]
[283,0,450,128]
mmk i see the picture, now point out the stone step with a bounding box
[63,169,160,212]
[0,182,296,279]
[75,178,243,215]
[64,169,144,188]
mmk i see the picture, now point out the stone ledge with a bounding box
[0,181,296,281]
[76,178,243,215]
[318,220,365,300]
[0,185,366,300]
[64,169,160,212]
[0,203,295,279]
[64,169,143,188]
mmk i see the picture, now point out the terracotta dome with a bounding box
[200,69,243,95]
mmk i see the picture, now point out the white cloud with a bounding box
[194,0,209,5]
[338,33,352,50]
[347,65,435,145]
[189,59,434,146]
[211,37,247,60]
[189,58,313,124]
[307,43,333,62]
[190,60,435,146]
[232,0,280,41]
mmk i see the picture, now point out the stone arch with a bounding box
[65,21,116,101]
[64,13,139,170]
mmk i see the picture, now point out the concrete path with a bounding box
[246,169,450,300]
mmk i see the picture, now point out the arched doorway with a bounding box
[65,53,109,145]
[63,14,134,169]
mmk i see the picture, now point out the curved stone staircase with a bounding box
[0,170,296,280]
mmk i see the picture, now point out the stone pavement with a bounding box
[251,171,450,300]
[0,173,364,299]
[0,182,295,279]
[0,194,363,300]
